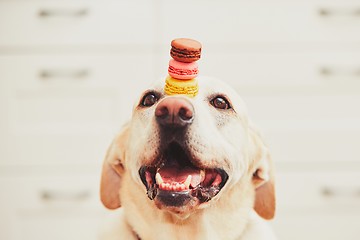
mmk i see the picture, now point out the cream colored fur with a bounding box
[100,77,276,240]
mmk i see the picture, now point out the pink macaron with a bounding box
[168,59,199,80]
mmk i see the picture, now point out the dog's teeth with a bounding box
[155,172,164,185]
[184,175,192,189]
[200,169,206,181]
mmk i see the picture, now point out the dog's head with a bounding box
[100,77,275,220]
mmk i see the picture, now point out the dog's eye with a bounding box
[211,96,231,110]
[141,93,158,107]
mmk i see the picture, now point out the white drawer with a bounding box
[0,54,154,89]
[0,169,102,209]
[0,169,115,240]
[0,54,152,166]
[272,168,360,239]
[155,46,360,166]
[203,51,360,87]
[156,50,360,87]
[0,133,114,166]
[243,94,360,122]
[0,54,153,134]
[159,0,360,45]
[240,93,360,163]
[266,129,360,163]
[272,209,360,240]
[275,170,360,208]
[0,0,154,46]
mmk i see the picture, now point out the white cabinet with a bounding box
[155,1,359,238]
[0,1,154,239]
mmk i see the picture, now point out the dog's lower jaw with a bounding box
[162,209,192,221]
[142,183,224,216]
[153,193,211,219]
[121,172,256,240]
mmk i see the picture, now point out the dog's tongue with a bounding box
[158,166,202,187]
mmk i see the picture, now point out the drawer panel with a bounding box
[274,168,360,239]
[243,95,360,122]
[0,128,114,166]
[0,54,150,165]
[266,129,360,163]
[0,54,154,89]
[0,1,154,46]
[242,93,360,162]
[1,88,126,165]
[204,52,360,87]
[275,171,360,208]
[272,210,360,240]
[160,1,360,45]
[0,171,115,240]
[0,172,102,209]
[156,50,360,87]
[0,54,153,130]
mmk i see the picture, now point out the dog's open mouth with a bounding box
[139,142,228,208]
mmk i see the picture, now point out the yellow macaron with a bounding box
[164,76,198,97]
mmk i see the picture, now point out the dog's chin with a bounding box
[139,142,229,215]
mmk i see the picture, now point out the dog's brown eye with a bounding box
[141,93,158,107]
[211,96,231,110]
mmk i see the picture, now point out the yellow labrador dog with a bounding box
[100,77,276,240]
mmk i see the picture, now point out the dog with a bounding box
[100,77,276,240]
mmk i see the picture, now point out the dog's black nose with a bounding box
[155,97,194,128]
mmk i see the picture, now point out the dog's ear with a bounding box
[249,125,276,220]
[100,123,130,209]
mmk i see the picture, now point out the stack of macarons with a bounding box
[165,38,202,97]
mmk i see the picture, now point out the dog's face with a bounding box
[100,77,275,220]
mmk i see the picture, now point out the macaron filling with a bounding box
[170,47,201,63]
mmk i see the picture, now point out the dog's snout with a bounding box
[155,97,194,128]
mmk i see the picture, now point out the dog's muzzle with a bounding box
[138,97,229,212]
